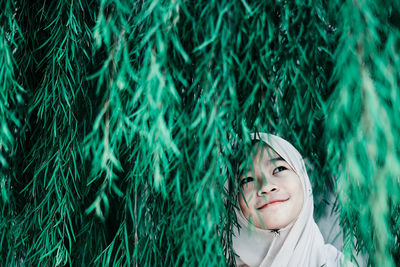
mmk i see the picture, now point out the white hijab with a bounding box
[232,133,342,267]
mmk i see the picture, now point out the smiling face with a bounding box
[238,143,304,230]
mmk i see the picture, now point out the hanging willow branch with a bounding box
[0,0,399,266]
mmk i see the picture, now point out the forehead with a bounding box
[250,142,280,161]
[237,143,283,173]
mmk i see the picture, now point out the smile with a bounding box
[257,199,288,210]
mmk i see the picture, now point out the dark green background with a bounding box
[1,0,399,266]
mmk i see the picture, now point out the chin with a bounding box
[257,219,290,230]
[265,224,286,230]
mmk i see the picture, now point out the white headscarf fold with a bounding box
[232,133,342,267]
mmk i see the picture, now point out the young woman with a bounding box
[232,133,343,267]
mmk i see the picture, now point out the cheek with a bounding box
[238,191,254,215]
[281,176,304,207]
[293,189,304,214]
[290,179,304,208]
[286,175,303,197]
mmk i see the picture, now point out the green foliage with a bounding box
[0,0,399,266]
[326,1,400,266]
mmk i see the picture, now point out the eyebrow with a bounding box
[239,156,286,179]
[269,157,285,162]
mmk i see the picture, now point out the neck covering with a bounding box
[232,133,342,267]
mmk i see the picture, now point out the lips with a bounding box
[257,198,288,209]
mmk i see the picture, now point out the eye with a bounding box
[240,177,254,186]
[273,166,287,175]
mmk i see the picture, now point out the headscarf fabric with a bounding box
[232,133,342,267]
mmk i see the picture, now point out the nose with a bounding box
[257,177,279,196]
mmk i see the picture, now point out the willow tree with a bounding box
[1,0,399,266]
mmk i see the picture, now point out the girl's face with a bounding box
[238,144,304,230]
